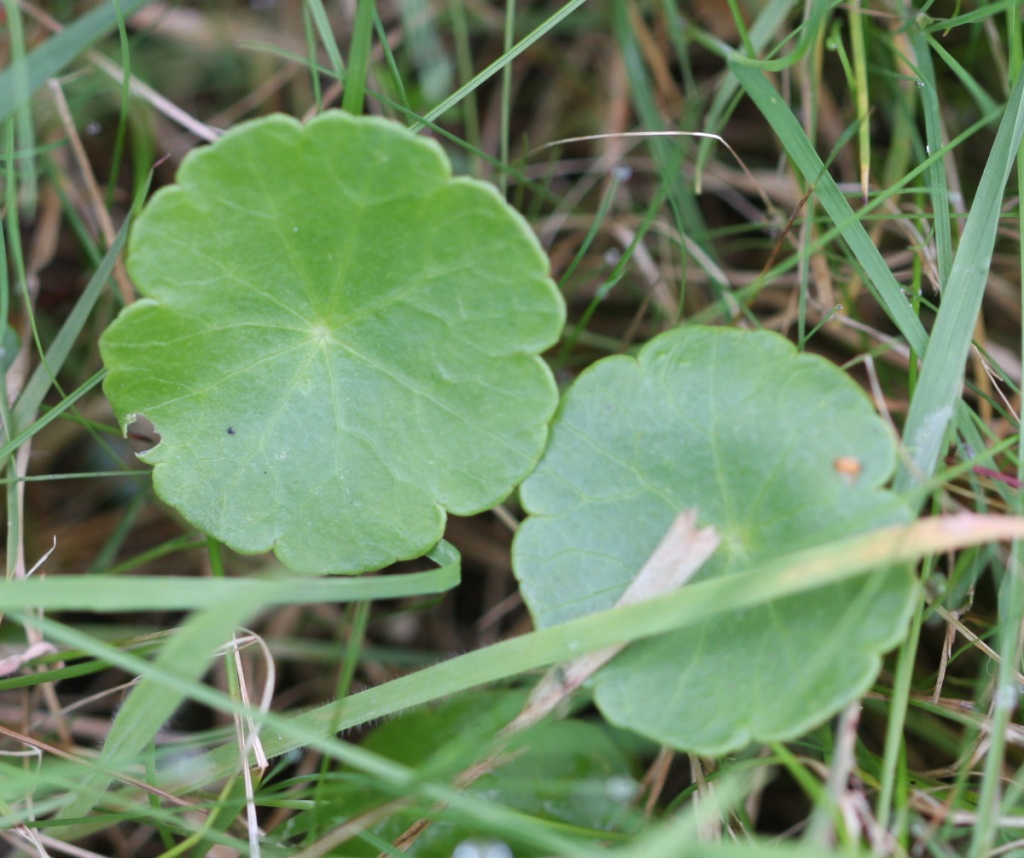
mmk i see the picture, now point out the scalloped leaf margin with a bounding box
[101,112,565,574]
[512,325,916,754]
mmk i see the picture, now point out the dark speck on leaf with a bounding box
[227,427,236,435]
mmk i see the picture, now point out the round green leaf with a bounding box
[101,112,564,574]
[512,326,916,754]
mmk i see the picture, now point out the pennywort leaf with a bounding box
[101,112,565,574]
[513,326,916,754]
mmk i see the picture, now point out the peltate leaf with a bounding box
[101,112,564,574]
[512,326,916,754]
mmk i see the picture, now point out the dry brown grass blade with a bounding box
[45,80,134,304]
[20,1,221,144]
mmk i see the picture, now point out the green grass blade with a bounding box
[10,185,133,433]
[341,0,375,115]
[0,564,459,611]
[4,0,38,215]
[924,32,999,117]
[969,18,1024,855]
[416,0,588,129]
[304,0,345,84]
[727,59,929,354]
[908,28,954,285]
[895,68,1024,491]
[0,369,105,464]
[192,515,1024,784]
[694,0,800,181]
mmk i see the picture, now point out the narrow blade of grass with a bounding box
[416,0,588,129]
[895,68,1024,492]
[190,514,1024,785]
[727,59,928,355]
[343,0,379,116]
[907,27,954,286]
[0,563,459,611]
[10,184,133,432]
